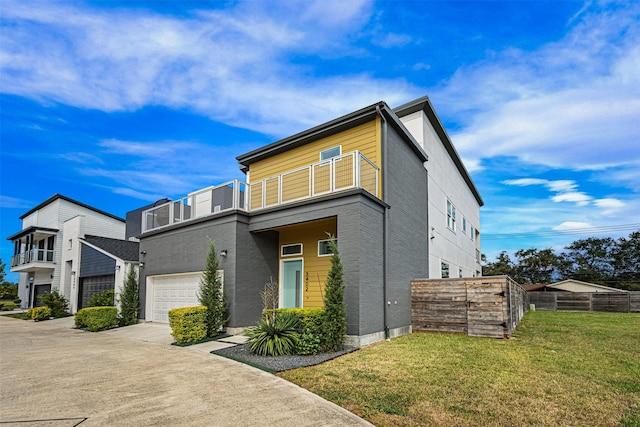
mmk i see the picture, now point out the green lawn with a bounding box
[280,311,640,426]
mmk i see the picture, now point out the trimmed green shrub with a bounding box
[198,240,228,337]
[38,289,69,317]
[89,289,114,307]
[264,307,325,354]
[323,238,346,352]
[75,306,117,332]
[246,311,300,356]
[29,306,52,321]
[168,306,207,344]
[118,265,139,327]
[14,298,22,305]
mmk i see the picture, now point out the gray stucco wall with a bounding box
[383,124,430,331]
[79,244,116,278]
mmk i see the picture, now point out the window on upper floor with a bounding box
[320,146,341,161]
[441,262,450,278]
[462,217,467,234]
[470,226,475,241]
[446,199,456,231]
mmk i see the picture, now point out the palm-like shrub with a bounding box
[246,312,300,356]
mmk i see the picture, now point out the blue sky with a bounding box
[1,0,639,282]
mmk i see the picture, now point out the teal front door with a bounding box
[282,259,303,308]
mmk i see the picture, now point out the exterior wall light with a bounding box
[139,262,145,268]
[220,250,228,257]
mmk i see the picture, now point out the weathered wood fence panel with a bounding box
[411,276,528,339]
[529,292,640,313]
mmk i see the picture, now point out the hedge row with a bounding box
[168,306,208,344]
[75,306,118,332]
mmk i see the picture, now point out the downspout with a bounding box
[376,105,391,341]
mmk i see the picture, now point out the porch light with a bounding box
[139,262,145,268]
[220,250,228,257]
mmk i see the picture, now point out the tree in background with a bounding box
[559,237,616,285]
[482,230,639,290]
[482,251,516,277]
[0,259,18,300]
[198,240,228,337]
[513,248,563,284]
[322,238,346,352]
[611,231,640,290]
[118,264,139,326]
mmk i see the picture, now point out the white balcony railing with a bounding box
[249,151,378,211]
[141,152,379,232]
[142,180,247,232]
[10,249,55,268]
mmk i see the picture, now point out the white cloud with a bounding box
[551,192,592,206]
[435,2,640,174]
[553,221,593,231]
[0,195,34,209]
[0,0,418,137]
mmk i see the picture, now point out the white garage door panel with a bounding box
[151,274,201,323]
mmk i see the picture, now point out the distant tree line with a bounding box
[482,230,640,290]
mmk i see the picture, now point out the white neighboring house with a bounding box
[8,194,126,312]
[394,97,484,279]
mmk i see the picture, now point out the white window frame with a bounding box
[470,226,475,241]
[281,243,303,257]
[446,199,456,231]
[320,145,342,161]
[318,238,336,257]
[441,261,450,279]
[462,217,467,234]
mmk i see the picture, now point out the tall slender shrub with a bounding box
[198,240,227,337]
[323,238,346,352]
[39,289,69,318]
[118,264,139,326]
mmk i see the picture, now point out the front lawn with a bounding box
[280,311,640,426]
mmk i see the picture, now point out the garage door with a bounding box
[149,273,201,323]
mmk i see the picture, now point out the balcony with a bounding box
[10,249,55,272]
[141,151,380,233]
[249,151,379,210]
[142,180,247,232]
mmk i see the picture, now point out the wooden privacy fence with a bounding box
[529,292,640,313]
[411,276,528,339]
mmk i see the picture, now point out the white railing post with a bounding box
[355,151,360,188]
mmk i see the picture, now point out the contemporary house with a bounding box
[7,194,133,312]
[138,96,483,346]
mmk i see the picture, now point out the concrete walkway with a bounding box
[0,315,372,426]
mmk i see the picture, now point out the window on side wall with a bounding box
[446,199,456,231]
[320,146,341,161]
[462,217,467,234]
[318,239,336,257]
[441,262,450,278]
[470,226,475,241]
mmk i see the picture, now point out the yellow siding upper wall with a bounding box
[249,118,381,186]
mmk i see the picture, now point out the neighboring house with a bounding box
[7,194,126,311]
[77,236,140,309]
[137,96,483,346]
[525,279,629,293]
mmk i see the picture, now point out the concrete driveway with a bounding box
[0,315,372,426]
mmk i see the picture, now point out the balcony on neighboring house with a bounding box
[141,151,379,233]
[8,227,58,273]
